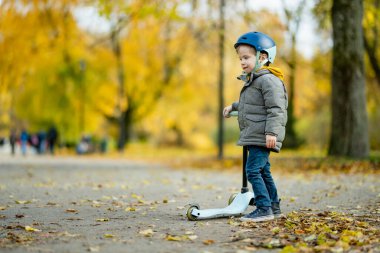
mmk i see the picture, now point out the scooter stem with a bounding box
[241,146,249,193]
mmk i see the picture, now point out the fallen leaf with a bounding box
[227,219,239,226]
[125,207,136,212]
[96,218,109,222]
[187,235,198,241]
[66,209,78,213]
[139,229,154,237]
[304,234,317,242]
[203,239,215,245]
[25,226,41,232]
[15,200,31,204]
[271,227,280,234]
[66,218,84,221]
[166,235,182,241]
[103,234,115,238]
[131,194,142,199]
[0,206,6,210]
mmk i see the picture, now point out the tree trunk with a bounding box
[329,0,369,158]
[117,106,133,150]
[111,25,128,152]
[217,0,225,159]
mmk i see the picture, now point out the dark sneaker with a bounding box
[272,201,282,218]
[240,207,274,222]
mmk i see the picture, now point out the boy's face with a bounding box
[237,45,268,73]
[237,45,257,74]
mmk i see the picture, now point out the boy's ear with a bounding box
[260,52,268,60]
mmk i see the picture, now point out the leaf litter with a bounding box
[230,209,380,252]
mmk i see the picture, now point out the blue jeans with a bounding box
[246,146,279,208]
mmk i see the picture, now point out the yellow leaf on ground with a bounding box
[96,218,109,222]
[25,226,41,232]
[166,235,182,241]
[103,234,115,238]
[0,206,6,210]
[139,229,154,237]
[125,207,136,212]
[203,239,215,245]
[65,209,78,213]
[15,200,31,204]
[131,194,142,199]
[271,227,280,234]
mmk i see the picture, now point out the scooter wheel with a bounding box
[186,204,200,221]
[228,193,238,205]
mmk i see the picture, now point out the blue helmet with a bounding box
[234,31,277,64]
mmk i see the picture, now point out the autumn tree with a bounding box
[217,0,225,159]
[329,0,369,158]
[0,0,93,141]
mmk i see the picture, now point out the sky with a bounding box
[73,0,321,59]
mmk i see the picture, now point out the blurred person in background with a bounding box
[20,128,28,156]
[9,128,17,156]
[47,126,58,155]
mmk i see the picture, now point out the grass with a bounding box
[55,142,380,173]
[107,143,380,174]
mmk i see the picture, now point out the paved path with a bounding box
[0,156,379,252]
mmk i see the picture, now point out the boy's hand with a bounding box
[266,135,277,149]
[223,105,233,118]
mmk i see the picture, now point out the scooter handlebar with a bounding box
[228,111,238,117]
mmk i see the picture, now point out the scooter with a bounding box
[186,112,255,220]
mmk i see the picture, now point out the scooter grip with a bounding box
[228,111,238,117]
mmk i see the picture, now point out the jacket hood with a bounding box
[260,66,284,81]
[237,66,284,84]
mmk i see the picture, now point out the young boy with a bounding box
[223,31,288,222]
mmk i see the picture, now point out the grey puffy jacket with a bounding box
[232,69,288,152]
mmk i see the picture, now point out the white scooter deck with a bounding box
[188,191,254,220]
